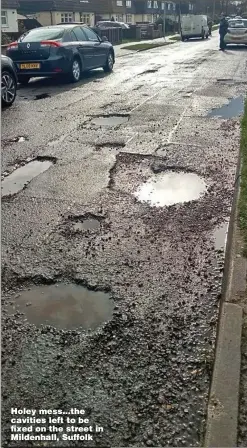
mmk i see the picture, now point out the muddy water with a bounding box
[1,160,53,197]
[213,221,229,250]
[13,284,114,330]
[208,96,244,119]
[74,218,101,231]
[134,171,207,207]
[92,116,129,127]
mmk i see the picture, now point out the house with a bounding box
[18,0,100,27]
[2,0,19,33]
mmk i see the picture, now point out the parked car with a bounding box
[224,18,247,46]
[1,55,18,107]
[6,24,115,85]
[96,21,129,29]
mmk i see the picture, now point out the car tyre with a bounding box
[1,70,17,108]
[181,36,185,41]
[103,52,114,73]
[18,76,31,86]
[68,58,81,83]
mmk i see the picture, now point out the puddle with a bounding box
[73,218,101,231]
[134,171,207,207]
[12,284,114,330]
[1,159,53,197]
[213,222,229,250]
[95,141,125,149]
[208,96,244,119]
[34,93,51,100]
[92,115,129,127]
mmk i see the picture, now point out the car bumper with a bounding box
[13,56,70,77]
[224,35,247,44]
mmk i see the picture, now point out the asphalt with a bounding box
[2,34,247,447]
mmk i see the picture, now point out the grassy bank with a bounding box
[239,99,247,256]
[121,41,173,51]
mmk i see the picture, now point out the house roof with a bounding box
[19,0,112,13]
[2,0,20,8]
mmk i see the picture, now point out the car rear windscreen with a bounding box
[20,28,65,42]
[228,19,247,28]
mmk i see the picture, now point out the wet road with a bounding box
[2,34,247,447]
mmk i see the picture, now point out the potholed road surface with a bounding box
[2,34,247,447]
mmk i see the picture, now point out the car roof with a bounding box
[30,24,88,30]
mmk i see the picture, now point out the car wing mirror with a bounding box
[101,36,108,42]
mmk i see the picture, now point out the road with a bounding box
[2,34,247,447]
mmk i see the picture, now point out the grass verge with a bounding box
[169,35,181,41]
[212,24,219,30]
[239,98,247,257]
[121,42,173,51]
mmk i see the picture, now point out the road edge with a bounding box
[204,149,244,446]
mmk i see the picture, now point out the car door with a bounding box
[72,26,91,70]
[81,27,107,68]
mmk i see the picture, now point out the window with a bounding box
[168,3,171,10]
[126,0,131,6]
[60,13,73,23]
[21,27,64,41]
[82,27,99,41]
[161,2,165,10]
[147,1,152,8]
[73,27,87,40]
[80,13,91,24]
[1,10,7,26]
[116,0,123,5]
[153,1,158,8]
[147,14,152,22]
[126,14,132,22]
[116,14,123,21]
[189,3,193,10]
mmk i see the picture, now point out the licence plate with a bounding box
[20,63,40,69]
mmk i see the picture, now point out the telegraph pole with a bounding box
[163,1,166,39]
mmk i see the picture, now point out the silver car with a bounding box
[225,18,247,46]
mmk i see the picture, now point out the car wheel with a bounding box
[206,34,209,39]
[181,36,185,41]
[18,76,31,85]
[1,70,17,108]
[69,58,81,83]
[103,52,114,73]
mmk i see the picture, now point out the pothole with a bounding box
[208,96,244,119]
[92,114,129,127]
[133,171,207,207]
[11,283,114,330]
[95,141,125,149]
[138,69,158,76]
[3,135,28,144]
[1,157,55,197]
[34,93,51,100]
[68,213,104,232]
[213,221,228,250]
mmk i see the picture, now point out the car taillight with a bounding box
[7,42,18,50]
[40,40,62,48]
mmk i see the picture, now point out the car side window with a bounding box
[63,31,75,42]
[73,27,87,41]
[82,27,99,42]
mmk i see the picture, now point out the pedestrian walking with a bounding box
[208,19,212,36]
[219,14,228,50]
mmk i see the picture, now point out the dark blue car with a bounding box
[6,24,115,85]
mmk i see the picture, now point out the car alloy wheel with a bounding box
[107,53,114,70]
[72,59,81,81]
[1,71,16,107]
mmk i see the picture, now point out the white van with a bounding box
[181,15,209,41]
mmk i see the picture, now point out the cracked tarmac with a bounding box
[2,35,247,447]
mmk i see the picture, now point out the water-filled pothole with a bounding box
[13,284,114,330]
[1,158,54,197]
[134,171,207,207]
[213,222,228,250]
[74,218,101,231]
[208,96,244,119]
[92,115,129,127]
